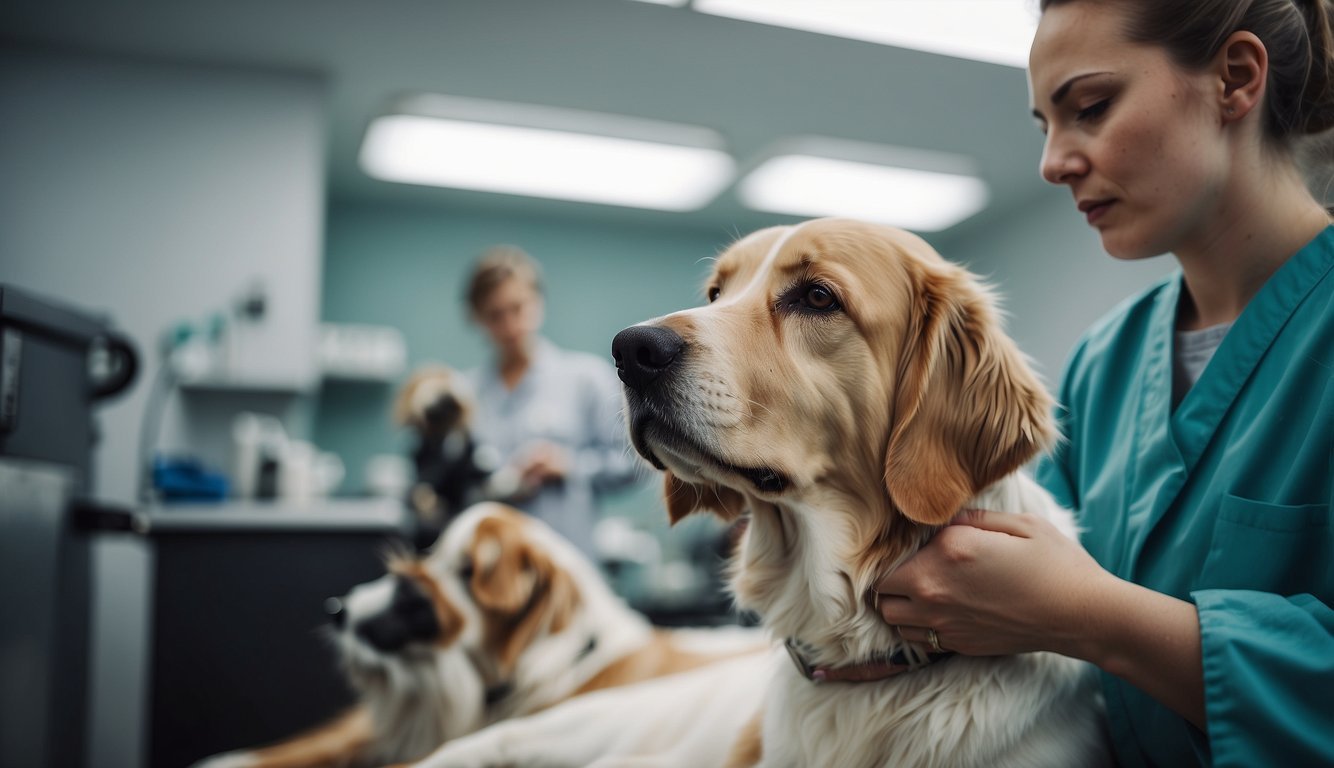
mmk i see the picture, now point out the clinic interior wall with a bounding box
[0,47,327,768]
[315,199,744,518]
[936,188,1175,388]
[0,48,327,505]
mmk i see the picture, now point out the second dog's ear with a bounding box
[392,371,423,427]
[468,514,581,672]
[663,471,748,524]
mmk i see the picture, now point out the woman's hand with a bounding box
[516,441,570,491]
[873,509,1113,659]
[876,508,1206,727]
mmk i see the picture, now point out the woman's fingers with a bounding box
[951,507,1033,536]
[874,590,915,624]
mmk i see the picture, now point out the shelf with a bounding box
[176,375,312,395]
[140,497,410,534]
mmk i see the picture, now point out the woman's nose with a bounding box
[1039,132,1087,185]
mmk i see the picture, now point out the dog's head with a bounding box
[393,365,474,437]
[330,503,585,726]
[613,217,1054,530]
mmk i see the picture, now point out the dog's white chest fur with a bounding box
[761,652,1106,768]
[734,474,1110,768]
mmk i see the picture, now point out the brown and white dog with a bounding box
[408,218,1109,768]
[192,502,764,768]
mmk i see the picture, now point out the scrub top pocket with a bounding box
[1199,494,1329,594]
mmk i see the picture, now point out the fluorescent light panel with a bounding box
[693,0,1040,68]
[361,108,735,212]
[739,154,989,232]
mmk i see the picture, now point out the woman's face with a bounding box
[1028,1,1231,260]
[475,277,543,356]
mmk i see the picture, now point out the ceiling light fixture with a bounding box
[737,138,990,232]
[360,95,735,212]
[693,0,1040,68]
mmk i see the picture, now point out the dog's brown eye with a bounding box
[707,286,721,303]
[804,285,839,311]
[777,282,841,315]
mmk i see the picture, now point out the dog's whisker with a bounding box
[740,396,776,419]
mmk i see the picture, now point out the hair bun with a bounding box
[1295,0,1334,134]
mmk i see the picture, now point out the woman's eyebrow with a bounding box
[1033,70,1113,120]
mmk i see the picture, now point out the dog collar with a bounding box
[484,682,513,706]
[783,637,954,683]
[575,635,598,662]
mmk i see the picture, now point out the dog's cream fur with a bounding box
[410,218,1110,767]
[193,502,763,768]
[411,648,778,768]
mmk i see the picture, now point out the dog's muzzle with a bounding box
[423,396,462,431]
[611,324,684,391]
[351,575,442,653]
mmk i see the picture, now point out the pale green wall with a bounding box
[936,189,1174,387]
[315,199,744,519]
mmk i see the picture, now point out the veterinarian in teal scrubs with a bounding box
[873,1,1334,765]
[1036,228,1334,766]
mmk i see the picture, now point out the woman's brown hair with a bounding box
[1040,0,1334,141]
[464,245,544,316]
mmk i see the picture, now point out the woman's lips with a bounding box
[1082,200,1114,225]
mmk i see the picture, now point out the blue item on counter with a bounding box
[153,456,229,501]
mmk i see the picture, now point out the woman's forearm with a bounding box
[1070,574,1207,730]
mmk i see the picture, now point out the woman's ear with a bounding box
[1217,30,1268,123]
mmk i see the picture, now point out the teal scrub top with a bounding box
[1036,225,1334,767]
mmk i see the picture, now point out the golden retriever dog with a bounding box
[406,218,1108,768]
[610,218,1109,767]
[192,502,764,768]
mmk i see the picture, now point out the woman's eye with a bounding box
[1076,99,1110,123]
[804,285,839,311]
[707,286,721,303]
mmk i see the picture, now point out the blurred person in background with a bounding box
[461,245,640,557]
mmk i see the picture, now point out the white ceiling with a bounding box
[1,0,1059,239]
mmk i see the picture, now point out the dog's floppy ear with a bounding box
[663,471,748,524]
[469,516,581,670]
[392,369,426,427]
[884,264,1054,526]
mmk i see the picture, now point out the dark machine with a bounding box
[0,284,411,768]
[0,283,138,768]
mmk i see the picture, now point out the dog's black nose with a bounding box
[612,325,684,390]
